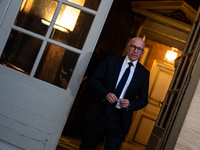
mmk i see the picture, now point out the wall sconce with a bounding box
[165,47,178,63]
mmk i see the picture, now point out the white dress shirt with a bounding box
[115,56,138,108]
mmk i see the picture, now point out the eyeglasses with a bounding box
[128,44,144,52]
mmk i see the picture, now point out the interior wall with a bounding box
[144,39,182,71]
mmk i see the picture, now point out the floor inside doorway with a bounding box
[56,135,146,150]
[56,135,81,150]
[56,135,104,150]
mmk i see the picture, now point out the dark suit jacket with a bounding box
[86,55,149,134]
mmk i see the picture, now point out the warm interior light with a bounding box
[56,5,81,31]
[41,19,68,32]
[165,47,178,63]
[20,0,33,12]
[41,0,85,32]
[20,0,27,11]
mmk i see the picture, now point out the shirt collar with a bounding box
[125,55,138,67]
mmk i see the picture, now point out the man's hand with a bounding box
[106,93,118,104]
[120,99,130,108]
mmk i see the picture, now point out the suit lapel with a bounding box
[111,56,125,90]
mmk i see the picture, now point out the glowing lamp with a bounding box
[165,47,178,63]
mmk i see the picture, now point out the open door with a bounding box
[122,60,174,150]
[0,0,113,149]
[146,7,200,150]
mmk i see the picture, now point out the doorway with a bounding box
[56,38,183,150]
[56,1,195,149]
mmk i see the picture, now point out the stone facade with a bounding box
[175,79,200,149]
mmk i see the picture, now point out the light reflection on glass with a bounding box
[41,1,85,32]
[50,5,95,49]
[41,19,69,32]
[16,0,58,36]
[56,0,85,31]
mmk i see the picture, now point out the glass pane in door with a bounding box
[14,0,58,36]
[0,29,43,74]
[0,0,94,87]
[49,4,95,49]
[34,43,79,89]
[67,0,101,11]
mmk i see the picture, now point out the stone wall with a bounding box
[175,79,200,149]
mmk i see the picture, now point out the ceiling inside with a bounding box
[130,0,197,50]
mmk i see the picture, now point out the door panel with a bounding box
[149,60,174,104]
[134,115,156,145]
[0,0,113,149]
[0,66,64,150]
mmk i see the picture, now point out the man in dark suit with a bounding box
[79,37,149,150]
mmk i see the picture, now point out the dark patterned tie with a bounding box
[106,62,133,113]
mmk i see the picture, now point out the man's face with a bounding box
[127,38,145,62]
